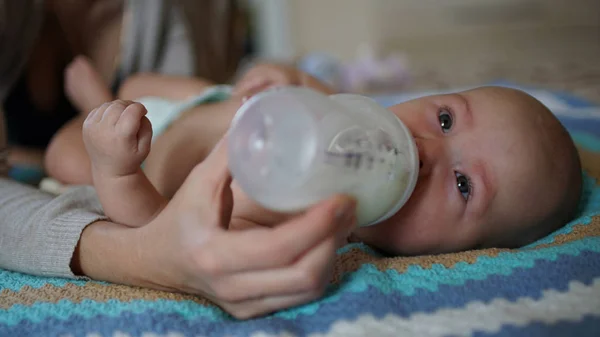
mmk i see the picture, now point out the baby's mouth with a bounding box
[413,138,423,169]
[347,233,361,243]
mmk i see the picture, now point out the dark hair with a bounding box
[0,0,44,100]
[174,0,247,83]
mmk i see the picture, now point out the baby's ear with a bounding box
[577,146,600,183]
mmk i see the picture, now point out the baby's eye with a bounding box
[455,172,472,201]
[438,109,453,133]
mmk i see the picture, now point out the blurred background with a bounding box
[3,0,599,184]
[244,0,600,101]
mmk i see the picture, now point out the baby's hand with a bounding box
[82,100,152,177]
[233,63,302,98]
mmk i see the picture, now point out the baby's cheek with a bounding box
[361,209,444,254]
[351,224,399,254]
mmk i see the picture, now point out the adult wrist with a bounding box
[73,220,148,287]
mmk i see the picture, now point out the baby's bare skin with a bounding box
[57,61,583,255]
[82,100,163,227]
[80,97,287,231]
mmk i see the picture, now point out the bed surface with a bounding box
[2,62,600,336]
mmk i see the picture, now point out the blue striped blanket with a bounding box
[1,84,599,337]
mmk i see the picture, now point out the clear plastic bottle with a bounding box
[228,87,419,226]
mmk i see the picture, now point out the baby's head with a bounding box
[353,86,582,255]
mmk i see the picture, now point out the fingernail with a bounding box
[334,198,356,222]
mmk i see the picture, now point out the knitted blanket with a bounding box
[1,86,599,337]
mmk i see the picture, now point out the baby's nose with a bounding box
[415,138,438,177]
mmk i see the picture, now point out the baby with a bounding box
[47,58,583,256]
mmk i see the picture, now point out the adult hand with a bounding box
[76,137,357,319]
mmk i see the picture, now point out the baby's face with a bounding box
[352,87,565,255]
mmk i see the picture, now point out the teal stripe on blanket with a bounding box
[0,299,229,326]
[573,131,600,152]
[0,270,92,292]
[2,234,599,325]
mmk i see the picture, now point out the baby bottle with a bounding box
[228,87,419,227]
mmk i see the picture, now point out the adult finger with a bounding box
[183,134,232,194]
[205,195,356,272]
[201,136,234,229]
[207,235,338,303]
[199,135,231,183]
[213,290,323,320]
[175,135,234,230]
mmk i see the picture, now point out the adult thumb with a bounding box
[180,135,234,230]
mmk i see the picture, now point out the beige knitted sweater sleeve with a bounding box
[0,179,107,278]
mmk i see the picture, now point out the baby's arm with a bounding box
[82,100,167,227]
[234,63,337,98]
[297,69,338,95]
[118,74,215,101]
